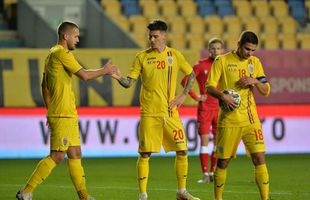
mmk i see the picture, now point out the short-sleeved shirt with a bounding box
[45,44,82,118]
[192,58,219,111]
[128,46,193,117]
[206,50,269,127]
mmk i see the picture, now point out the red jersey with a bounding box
[182,58,219,111]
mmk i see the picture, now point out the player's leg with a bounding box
[197,110,212,183]
[137,117,163,200]
[210,110,219,181]
[243,124,269,200]
[163,116,200,200]
[66,117,94,200]
[16,117,67,199]
[214,126,242,200]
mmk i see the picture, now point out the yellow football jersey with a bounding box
[45,44,82,117]
[128,47,192,117]
[207,50,270,127]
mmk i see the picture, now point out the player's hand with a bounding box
[198,94,207,102]
[111,67,122,80]
[237,76,258,88]
[221,93,238,110]
[103,59,118,75]
[169,93,187,109]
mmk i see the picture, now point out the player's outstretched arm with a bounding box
[41,72,50,108]
[111,68,136,89]
[75,59,118,81]
[169,71,195,109]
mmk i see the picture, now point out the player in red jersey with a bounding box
[181,38,224,183]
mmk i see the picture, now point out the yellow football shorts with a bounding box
[138,116,188,153]
[215,123,266,159]
[47,117,80,151]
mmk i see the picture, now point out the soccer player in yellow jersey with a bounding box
[112,20,200,200]
[16,21,117,200]
[206,31,270,200]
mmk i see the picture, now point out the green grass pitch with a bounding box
[0,154,309,200]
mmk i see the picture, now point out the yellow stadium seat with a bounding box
[131,33,149,49]
[269,0,289,18]
[140,0,159,19]
[279,16,297,35]
[252,0,270,18]
[223,16,242,35]
[167,16,186,34]
[187,35,206,52]
[233,0,253,18]
[169,34,186,49]
[297,33,310,49]
[101,0,121,17]
[261,17,279,36]
[178,0,197,18]
[112,16,130,32]
[129,15,148,35]
[262,34,279,50]
[187,16,205,35]
[204,15,223,39]
[159,0,178,18]
[242,17,261,35]
[223,33,240,50]
[281,34,297,50]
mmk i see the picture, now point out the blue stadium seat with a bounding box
[196,0,216,17]
[287,0,306,24]
[213,0,234,17]
[120,0,140,16]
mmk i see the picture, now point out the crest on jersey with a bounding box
[248,59,254,75]
[167,56,173,65]
[62,136,69,147]
[204,70,208,74]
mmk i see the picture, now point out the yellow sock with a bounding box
[255,164,269,200]
[214,167,227,200]
[175,154,188,190]
[137,156,149,193]
[67,159,89,199]
[24,156,56,193]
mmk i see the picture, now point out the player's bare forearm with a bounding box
[182,71,195,95]
[118,76,135,88]
[255,82,270,96]
[206,86,223,100]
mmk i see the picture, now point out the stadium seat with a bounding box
[169,33,186,49]
[187,33,205,51]
[279,16,297,35]
[187,16,205,36]
[159,0,177,18]
[242,17,261,35]
[223,16,242,36]
[129,15,148,35]
[297,32,310,49]
[233,0,253,18]
[281,34,297,50]
[139,0,159,19]
[177,0,197,18]
[121,0,140,17]
[215,0,234,17]
[131,33,148,48]
[270,0,289,18]
[196,0,216,17]
[167,16,186,34]
[262,34,279,50]
[223,33,240,50]
[204,15,223,39]
[287,0,307,25]
[261,17,279,36]
[252,0,270,18]
[101,0,122,17]
[111,15,130,32]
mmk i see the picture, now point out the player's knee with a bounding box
[176,150,187,156]
[251,152,265,165]
[50,152,65,164]
[217,159,229,169]
[140,152,151,158]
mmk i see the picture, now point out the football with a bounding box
[219,89,241,112]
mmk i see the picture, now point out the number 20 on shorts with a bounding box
[173,129,184,140]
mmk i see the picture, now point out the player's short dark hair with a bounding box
[239,31,258,46]
[57,21,79,37]
[147,20,168,31]
[208,37,224,49]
